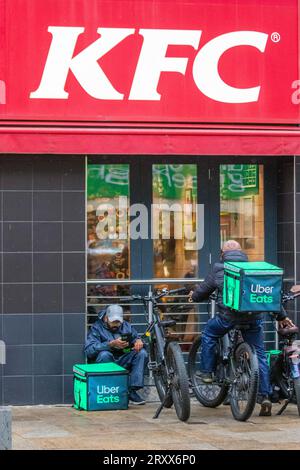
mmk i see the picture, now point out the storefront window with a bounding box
[220,164,264,260]
[152,164,198,349]
[152,164,198,279]
[87,164,130,323]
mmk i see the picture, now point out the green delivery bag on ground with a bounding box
[223,261,283,313]
[73,363,129,411]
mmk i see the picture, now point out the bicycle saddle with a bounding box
[277,326,299,337]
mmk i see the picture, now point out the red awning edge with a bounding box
[0,126,299,155]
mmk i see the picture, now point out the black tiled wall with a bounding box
[277,157,297,323]
[0,156,86,405]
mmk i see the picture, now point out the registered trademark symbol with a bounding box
[271,32,281,43]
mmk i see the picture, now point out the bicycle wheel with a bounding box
[149,340,173,408]
[188,335,228,408]
[270,354,289,399]
[166,341,190,422]
[293,377,300,416]
[230,342,259,421]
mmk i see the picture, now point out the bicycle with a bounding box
[126,287,190,422]
[270,289,300,416]
[188,294,259,421]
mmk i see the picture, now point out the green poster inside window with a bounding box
[220,164,259,200]
[87,164,129,199]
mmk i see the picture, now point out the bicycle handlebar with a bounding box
[122,287,188,303]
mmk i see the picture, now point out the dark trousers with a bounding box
[200,315,271,396]
[96,349,148,390]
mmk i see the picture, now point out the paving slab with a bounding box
[11,401,300,450]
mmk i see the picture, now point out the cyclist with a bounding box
[84,304,148,405]
[189,240,295,416]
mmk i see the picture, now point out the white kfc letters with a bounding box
[30,27,269,104]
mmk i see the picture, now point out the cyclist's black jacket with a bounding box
[191,249,286,322]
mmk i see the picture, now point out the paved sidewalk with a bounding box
[11,400,300,450]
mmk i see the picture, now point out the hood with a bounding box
[222,250,248,263]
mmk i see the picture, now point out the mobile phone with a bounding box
[120,333,132,344]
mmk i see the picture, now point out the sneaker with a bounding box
[259,395,272,416]
[195,371,213,384]
[129,390,146,405]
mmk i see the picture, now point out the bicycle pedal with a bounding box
[148,361,158,371]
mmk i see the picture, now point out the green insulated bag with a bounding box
[223,261,283,313]
[73,363,129,411]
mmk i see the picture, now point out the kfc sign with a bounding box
[30,28,268,104]
[0,0,298,124]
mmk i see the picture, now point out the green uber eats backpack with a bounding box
[223,261,283,313]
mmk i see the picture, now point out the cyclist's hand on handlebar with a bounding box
[290,285,300,294]
[278,317,296,329]
[133,339,144,352]
[109,338,128,349]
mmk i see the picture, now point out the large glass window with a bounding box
[152,164,198,279]
[87,164,130,324]
[220,164,264,260]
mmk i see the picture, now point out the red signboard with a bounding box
[0,0,299,125]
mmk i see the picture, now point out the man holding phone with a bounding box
[84,305,148,405]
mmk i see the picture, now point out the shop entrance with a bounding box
[86,156,277,349]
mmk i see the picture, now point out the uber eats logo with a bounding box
[96,385,120,404]
[250,284,274,303]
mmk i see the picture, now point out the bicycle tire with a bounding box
[230,342,259,422]
[188,335,228,408]
[149,340,173,408]
[270,355,289,399]
[166,341,190,422]
[294,377,300,416]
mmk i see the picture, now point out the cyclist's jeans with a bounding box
[200,315,271,396]
[96,349,149,390]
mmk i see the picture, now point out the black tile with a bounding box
[63,222,85,251]
[296,195,300,224]
[63,345,85,374]
[33,158,62,191]
[3,315,32,345]
[33,192,62,221]
[296,253,300,282]
[3,284,32,314]
[3,376,33,405]
[277,222,294,253]
[63,375,74,404]
[278,160,294,194]
[63,192,85,222]
[3,192,32,221]
[278,252,295,280]
[33,284,62,314]
[2,157,33,191]
[33,345,62,375]
[34,375,63,405]
[33,315,62,345]
[277,194,294,223]
[0,193,2,220]
[3,346,32,376]
[63,284,85,314]
[33,222,62,252]
[63,314,86,344]
[3,253,32,283]
[62,158,85,190]
[296,164,300,193]
[63,253,85,282]
[33,253,62,282]
[3,222,32,252]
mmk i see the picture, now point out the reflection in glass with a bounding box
[152,164,198,350]
[87,164,130,324]
[220,164,264,260]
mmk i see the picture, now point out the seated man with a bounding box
[84,304,148,405]
[190,240,295,417]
